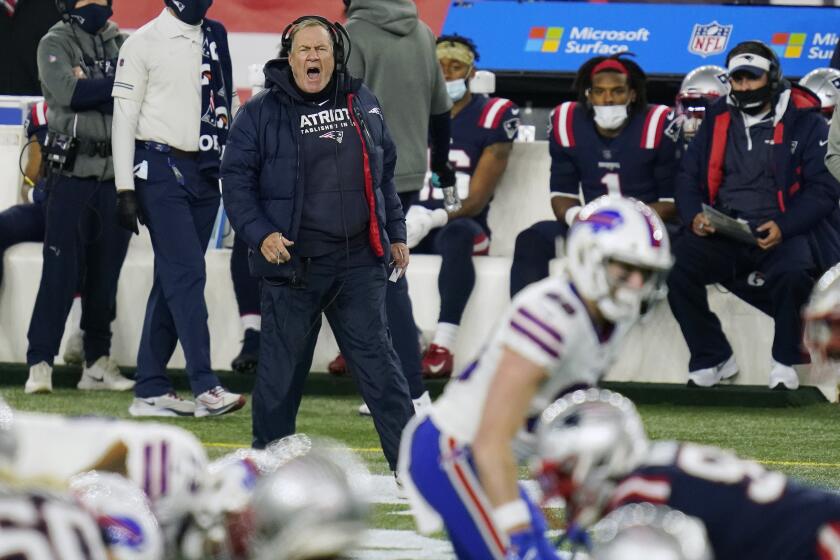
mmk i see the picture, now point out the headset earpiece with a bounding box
[278,15,350,76]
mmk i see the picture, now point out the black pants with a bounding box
[252,251,412,470]
[667,233,815,370]
[510,220,568,298]
[26,176,130,366]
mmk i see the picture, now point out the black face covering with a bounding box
[165,0,213,25]
[730,83,773,115]
[69,4,113,34]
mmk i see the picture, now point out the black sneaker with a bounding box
[231,328,260,374]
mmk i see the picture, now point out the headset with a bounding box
[726,39,783,93]
[279,15,351,81]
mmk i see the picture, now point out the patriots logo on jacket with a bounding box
[320,130,344,144]
[368,107,382,119]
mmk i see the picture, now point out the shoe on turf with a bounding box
[25,362,53,394]
[358,401,371,416]
[687,355,738,388]
[328,353,349,376]
[231,328,260,374]
[78,356,135,391]
[129,392,195,417]
[63,330,84,365]
[421,344,454,378]
[769,360,799,390]
[195,386,246,418]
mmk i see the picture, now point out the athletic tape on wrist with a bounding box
[494,499,530,533]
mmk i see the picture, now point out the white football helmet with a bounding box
[799,67,840,120]
[676,65,728,140]
[531,388,648,527]
[248,442,370,560]
[803,263,840,366]
[566,196,673,322]
[592,503,713,560]
[69,471,165,560]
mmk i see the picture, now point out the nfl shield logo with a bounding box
[688,21,733,58]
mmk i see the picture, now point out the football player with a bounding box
[803,262,840,367]
[405,34,519,378]
[510,54,678,297]
[674,65,729,144]
[534,388,840,560]
[591,503,713,560]
[799,67,840,123]
[7,409,207,546]
[399,196,673,560]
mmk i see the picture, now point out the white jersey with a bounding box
[431,268,633,443]
[0,486,109,560]
[10,413,206,530]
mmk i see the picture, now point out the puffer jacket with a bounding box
[220,59,405,278]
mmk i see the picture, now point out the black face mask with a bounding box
[69,4,112,34]
[730,83,773,115]
[165,0,213,25]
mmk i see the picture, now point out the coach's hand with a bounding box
[116,190,144,235]
[260,232,294,265]
[391,242,409,271]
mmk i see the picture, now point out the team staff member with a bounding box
[221,17,413,471]
[112,0,245,418]
[26,0,133,394]
[330,0,453,412]
[670,41,840,390]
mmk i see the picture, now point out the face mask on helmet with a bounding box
[675,95,716,141]
[165,0,213,25]
[803,264,840,368]
[565,196,673,323]
[69,3,113,34]
[593,103,630,130]
[531,389,649,528]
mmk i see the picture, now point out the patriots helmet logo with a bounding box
[320,130,344,144]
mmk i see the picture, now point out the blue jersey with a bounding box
[611,441,840,560]
[548,102,678,206]
[419,95,519,234]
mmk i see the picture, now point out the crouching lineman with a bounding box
[398,196,673,559]
[533,389,840,560]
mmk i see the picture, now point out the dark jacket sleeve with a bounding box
[220,102,277,250]
[674,118,710,227]
[653,113,679,202]
[776,115,840,238]
[380,117,406,244]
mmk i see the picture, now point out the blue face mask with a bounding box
[69,4,113,34]
[165,0,213,25]
[446,79,468,102]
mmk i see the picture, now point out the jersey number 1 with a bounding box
[601,172,621,196]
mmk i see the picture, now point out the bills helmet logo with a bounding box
[100,516,145,550]
[579,210,624,232]
[688,21,733,58]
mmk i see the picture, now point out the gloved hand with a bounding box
[406,205,432,248]
[430,160,456,189]
[117,190,144,235]
[507,529,560,560]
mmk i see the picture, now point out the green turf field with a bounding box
[4,373,840,547]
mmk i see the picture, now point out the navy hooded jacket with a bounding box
[220,59,405,278]
[677,83,840,271]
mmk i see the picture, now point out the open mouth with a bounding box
[306,67,321,80]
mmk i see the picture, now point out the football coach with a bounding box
[220,16,413,473]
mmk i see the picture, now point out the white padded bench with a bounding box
[0,94,832,400]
